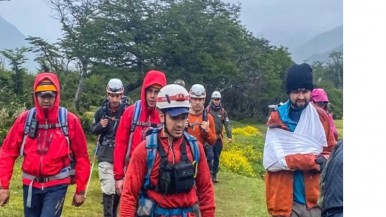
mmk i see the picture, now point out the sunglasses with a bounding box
[108,87,122,93]
[36,92,57,98]
[213,98,220,101]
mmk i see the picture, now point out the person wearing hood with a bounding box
[205,91,232,183]
[113,70,167,196]
[311,88,339,141]
[262,64,336,217]
[0,72,91,216]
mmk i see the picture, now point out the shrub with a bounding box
[220,150,256,177]
[232,126,262,136]
[78,111,95,138]
[0,105,26,144]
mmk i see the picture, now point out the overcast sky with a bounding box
[0,0,343,48]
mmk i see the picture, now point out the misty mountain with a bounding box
[290,25,343,63]
[305,44,343,63]
[0,16,27,49]
[0,16,38,72]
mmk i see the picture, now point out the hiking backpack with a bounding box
[124,100,163,166]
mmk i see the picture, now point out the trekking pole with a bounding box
[85,136,100,198]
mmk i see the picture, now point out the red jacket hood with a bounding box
[139,70,167,111]
[33,72,61,121]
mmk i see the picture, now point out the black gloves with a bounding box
[315,156,327,172]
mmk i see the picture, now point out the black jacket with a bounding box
[320,140,343,217]
[206,103,232,139]
[91,102,126,163]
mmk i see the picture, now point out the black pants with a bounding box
[204,143,214,173]
[212,138,223,174]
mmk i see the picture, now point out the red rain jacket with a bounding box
[119,132,215,217]
[114,70,167,180]
[0,72,90,194]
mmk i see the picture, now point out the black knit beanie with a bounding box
[285,63,314,93]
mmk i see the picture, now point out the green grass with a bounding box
[335,119,343,139]
[214,172,269,217]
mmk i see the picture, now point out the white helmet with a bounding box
[106,78,124,94]
[189,84,206,99]
[157,84,190,116]
[211,91,221,99]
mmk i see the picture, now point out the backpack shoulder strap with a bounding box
[58,107,73,162]
[221,108,225,121]
[23,108,36,135]
[58,107,69,136]
[206,106,210,114]
[124,100,142,166]
[143,128,161,190]
[102,99,109,117]
[202,109,208,122]
[130,100,142,132]
[183,132,200,177]
[20,108,36,156]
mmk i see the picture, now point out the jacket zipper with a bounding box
[39,119,48,190]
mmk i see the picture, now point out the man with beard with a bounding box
[91,78,127,217]
[262,63,336,217]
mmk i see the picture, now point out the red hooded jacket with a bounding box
[114,70,167,180]
[119,132,216,217]
[0,72,90,194]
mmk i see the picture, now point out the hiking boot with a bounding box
[212,173,219,183]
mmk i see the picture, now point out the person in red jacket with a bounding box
[114,70,167,195]
[311,88,339,141]
[119,84,215,217]
[263,63,336,217]
[0,72,90,217]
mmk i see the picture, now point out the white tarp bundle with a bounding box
[263,104,327,172]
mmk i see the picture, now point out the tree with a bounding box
[49,0,99,111]
[26,36,68,73]
[90,0,160,92]
[0,47,29,97]
[327,51,343,89]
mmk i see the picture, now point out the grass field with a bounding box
[0,119,342,217]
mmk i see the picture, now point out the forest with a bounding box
[0,0,343,142]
